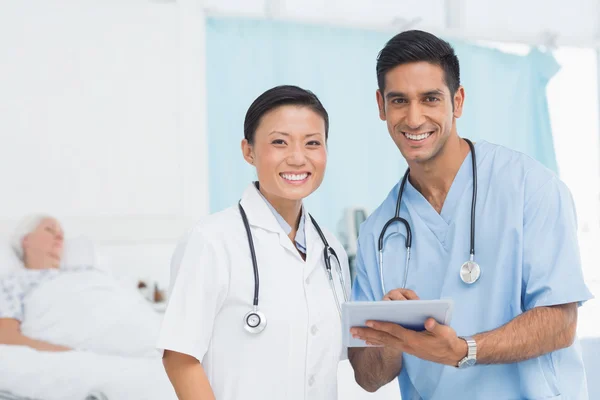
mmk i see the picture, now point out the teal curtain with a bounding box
[455,43,559,172]
[206,17,559,232]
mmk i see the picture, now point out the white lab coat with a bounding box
[157,183,351,400]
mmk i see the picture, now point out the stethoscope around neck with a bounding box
[237,202,348,334]
[378,138,480,296]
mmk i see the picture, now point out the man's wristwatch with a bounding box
[456,336,477,368]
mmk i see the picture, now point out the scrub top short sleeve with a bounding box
[522,175,594,310]
[351,241,378,302]
[156,228,230,362]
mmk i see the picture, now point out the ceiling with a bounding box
[201,0,600,48]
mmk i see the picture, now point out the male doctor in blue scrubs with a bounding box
[348,30,594,399]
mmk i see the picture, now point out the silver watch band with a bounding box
[457,336,477,368]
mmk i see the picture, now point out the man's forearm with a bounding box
[348,347,403,392]
[474,303,577,365]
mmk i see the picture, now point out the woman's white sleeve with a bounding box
[156,228,229,362]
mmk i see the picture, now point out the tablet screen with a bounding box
[342,299,454,347]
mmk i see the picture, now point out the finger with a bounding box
[350,327,377,338]
[424,318,450,337]
[351,327,389,343]
[384,289,408,301]
[383,292,407,301]
[402,289,420,300]
[356,329,402,348]
[383,288,420,301]
[366,321,410,340]
[364,321,425,353]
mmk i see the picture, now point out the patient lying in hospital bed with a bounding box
[0,215,176,399]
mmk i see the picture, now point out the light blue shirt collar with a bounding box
[254,182,307,254]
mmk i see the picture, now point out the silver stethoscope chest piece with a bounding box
[460,260,481,284]
[244,308,267,334]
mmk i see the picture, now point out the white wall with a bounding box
[0,0,208,245]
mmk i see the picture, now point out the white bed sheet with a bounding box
[0,263,177,399]
[0,345,176,400]
[20,268,163,358]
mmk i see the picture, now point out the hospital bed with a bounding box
[0,345,175,400]
[0,237,177,400]
[0,225,404,400]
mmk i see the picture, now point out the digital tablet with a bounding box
[342,299,454,347]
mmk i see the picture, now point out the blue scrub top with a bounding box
[352,140,594,400]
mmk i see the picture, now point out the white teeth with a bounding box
[404,132,432,141]
[281,173,308,181]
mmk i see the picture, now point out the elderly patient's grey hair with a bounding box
[10,214,53,261]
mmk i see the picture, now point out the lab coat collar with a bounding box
[240,183,316,258]
[240,183,288,234]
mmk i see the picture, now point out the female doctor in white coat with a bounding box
[157,85,351,400]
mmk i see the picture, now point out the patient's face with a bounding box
[22,218,64,269]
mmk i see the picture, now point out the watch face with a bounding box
[459,357,476,369]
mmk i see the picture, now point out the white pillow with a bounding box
[0,242,21,277]
[60,236,97,270]
[0,236,97,276]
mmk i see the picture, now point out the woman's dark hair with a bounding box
[376,30,460,96]
[244,85,329,144]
